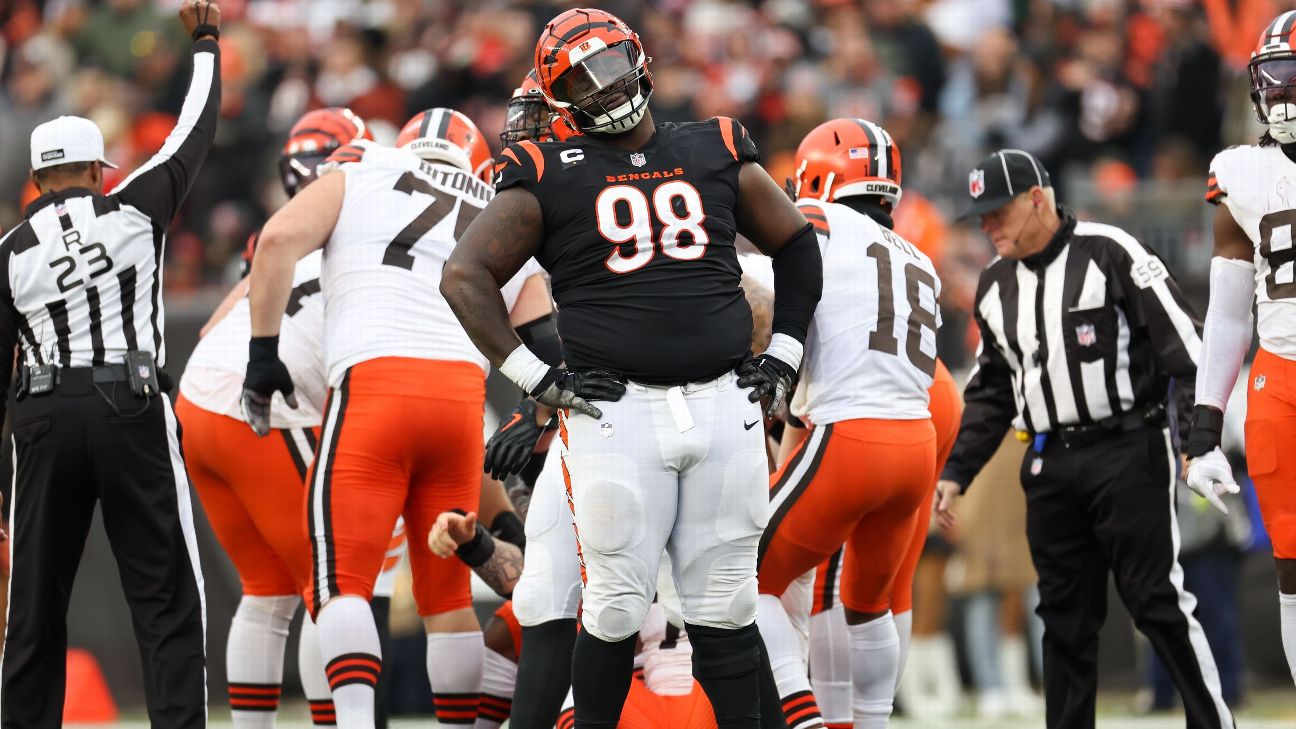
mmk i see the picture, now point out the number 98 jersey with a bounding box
[1208,144,1296,357]
[322,143,537,386]
[495,117,760,384]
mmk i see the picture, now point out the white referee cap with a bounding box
[30,116,119,171]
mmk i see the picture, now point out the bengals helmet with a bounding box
[279,107,372,198]
[502,70,556,145]
[1251,11,1296,144]
[396,108,494,183]
[534,8,653,135]
[792,118,902,207]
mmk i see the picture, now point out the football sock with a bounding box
[755,625,793,729]
[317,596,381,729]
[298,614,337,726]
[227,595,297,728]
[475,647,517,729]
[757,595,815,701]
[571,629,637,728]
[426,631,484,725]
[892,609,912,695]
[511,618,577,729]
[809,605,852,727]
[849,613,899,729]
[1280,592,1296,686]
[688,622,762,728]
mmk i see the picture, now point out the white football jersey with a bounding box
[793,199,941,423]
[180,250,325,429]
[1209,145,1296,357]
[322,145,539,385]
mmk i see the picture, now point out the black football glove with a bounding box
[529,368,626,419]
[241,335,297,437]
[1182,404,1224,459]
[485,399,545,481]
[737,354,796,417]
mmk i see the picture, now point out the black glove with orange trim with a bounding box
[484,398,544,481]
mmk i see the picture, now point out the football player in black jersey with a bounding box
[442,10,822,728]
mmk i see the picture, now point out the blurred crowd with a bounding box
[0,0,1287,362]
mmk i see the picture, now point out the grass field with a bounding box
[93,689,1296,728]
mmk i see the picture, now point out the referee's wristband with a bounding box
[499,344,551,394]
[192,24,219,41]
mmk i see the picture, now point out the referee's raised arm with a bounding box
[110,1,222,227]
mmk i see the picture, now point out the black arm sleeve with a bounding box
[0,252,20,427]
[941,317,1018,491]
[770,223,822,344]
[111,38,221,226]
[515,312,562,367]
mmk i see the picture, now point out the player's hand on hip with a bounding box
[737,354,796,416]
[485,398,544,480]
[428,511,477,558]
[1185,447,1239,515]
[179,0,221,39]
[934,479,962,533]
[241,357,297,438]
[530,368,626,420]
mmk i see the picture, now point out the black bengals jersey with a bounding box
[496,117,760,384]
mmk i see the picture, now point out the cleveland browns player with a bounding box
[752,119,939,729]
[441,8,821,727]
[240,107,550,729]
[178,107,369,727]
[1188,10,1296,688]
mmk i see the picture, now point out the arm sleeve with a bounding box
[0,257,20,426]
[1107,238,1202,434]
[769,223,823,344]
[940,321,1018,491]
[110,38,221,225]
[1196,257,1255,410]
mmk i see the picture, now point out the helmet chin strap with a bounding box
[1268,103,1296,143]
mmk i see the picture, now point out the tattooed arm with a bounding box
[440,187,545,367]
[428,510,525,598]
[472,540,524,598]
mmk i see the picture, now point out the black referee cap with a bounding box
[958,149,1052,220]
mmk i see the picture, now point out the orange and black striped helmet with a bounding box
[534,8,653,135]
[793,118,902,207]
[396,107,494,183]
[1250,11,1296,142]
[502,70,556,145]
[279,107,372,197]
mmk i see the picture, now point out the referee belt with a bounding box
[1020,404,1167,449]
[17,364,148,397]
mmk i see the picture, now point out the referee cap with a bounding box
[958,149,1050,220]
[30,116,119,171]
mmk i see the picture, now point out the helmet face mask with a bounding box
[502,95,553,145]
[535,9,653,136]
[1251,55,1296,142]
[279,107,370,198]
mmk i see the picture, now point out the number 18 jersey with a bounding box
[793,200,941,424]
[323,143,537,386]
[1209,144,1296,358]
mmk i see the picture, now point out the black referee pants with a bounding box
[1,382,206,729]
[1022,423,1233,729]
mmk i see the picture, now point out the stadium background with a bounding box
[2,0,1295,722]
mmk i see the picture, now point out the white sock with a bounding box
[809,605,853,726]
[757,594,821,729]
[426,631,484,725]
[227,595,298,728]
[317,596,381,729]
[299,613,336,725]
[849,612,899,729]
[892,610,912,696]
[475,648,516,729]
[1281,592,1296,686]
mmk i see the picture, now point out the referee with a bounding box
[933,150,1233,729]
[0,3,220,728]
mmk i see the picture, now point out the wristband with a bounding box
[455,523,496,568]
[500,344,551,394]
[249,335,280,362]
[762,333,804,373]
[1184,405,1224,458]
[192,25,219,41]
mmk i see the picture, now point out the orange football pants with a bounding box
[759,416,935,613]
[617,680,717,729]
[1246,347,1296,559]
[305,357,484,617]
[175,394,315,596]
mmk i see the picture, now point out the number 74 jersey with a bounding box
[322,143,539,387]
[1209,144,1296,357]
[793,200,941,424]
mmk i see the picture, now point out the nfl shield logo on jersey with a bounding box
[969,168,986,198]
[630,152,647,167]
[1256,374,1267,392]
[1075,323,1096,347]
[1030,457,1043,476]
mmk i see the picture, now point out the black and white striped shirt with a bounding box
[942,206,1202,488]
[0,39,220,390]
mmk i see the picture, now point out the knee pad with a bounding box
[687,622,761,681]
[582,593,650,643]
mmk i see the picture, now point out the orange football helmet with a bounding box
[279,107,372,197]
[534,8,652,135]
[397,107,494,183]
[502,70,556,145]
[793,118,902,207]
